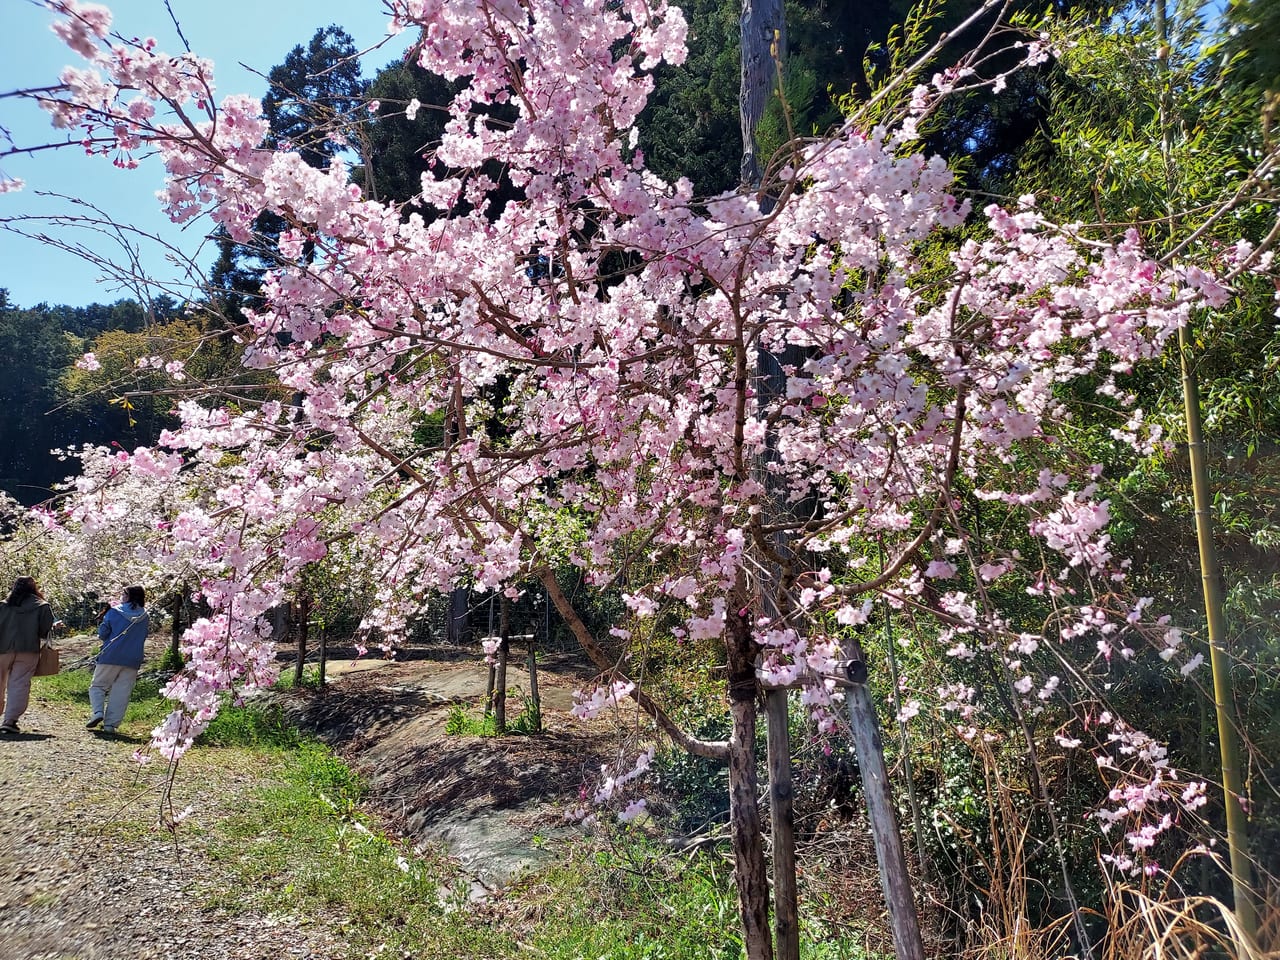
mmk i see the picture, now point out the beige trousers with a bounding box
[0,651,40,726]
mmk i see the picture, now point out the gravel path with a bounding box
[0,694,349,960]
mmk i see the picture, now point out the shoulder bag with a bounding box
[35,640,60,677]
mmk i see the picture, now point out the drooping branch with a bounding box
[540,567,730,761]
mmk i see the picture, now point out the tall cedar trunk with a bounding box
[446,585,469,646]
[741,2,796,956]
[740,0,786,188]
[727,595,773,960]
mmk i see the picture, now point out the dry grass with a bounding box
[1101,856,1279,960]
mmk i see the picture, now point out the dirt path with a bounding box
[0,642,620,960]
[0,695,349,960]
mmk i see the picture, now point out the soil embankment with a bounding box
[282,644,621,892]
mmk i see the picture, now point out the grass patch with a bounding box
[511,839,890,960]
[32,662,171,729]
[202,714,881,960]
[271,665,326,691]
[201,701,305,750]
[31,667,92,703]
[444,696,542,737]
[444,703,499,737]
[203,716,491,957]
[516,840,746,959]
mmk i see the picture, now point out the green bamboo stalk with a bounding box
[1177,322,1259,942]
[1153,0,1257,940]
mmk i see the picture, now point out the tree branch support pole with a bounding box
[728,594,774,960]
[527,627,542,732]
[295,590,311,686]
[765,688,799,957]
[843,637,925,960]
[485,593,496,715]
[317,618,328,689]
[493,593,511,734]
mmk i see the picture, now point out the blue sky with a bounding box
[0,0,408,308]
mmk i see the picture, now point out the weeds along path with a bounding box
[0,691,349,960]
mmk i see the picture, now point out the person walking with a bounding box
[87,585,149,736]
[0,576,56,735]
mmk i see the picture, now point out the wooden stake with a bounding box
[295,590,310,687]
[765,688,799,960]
[526,629,542,732]
[494,593,510,734]
[842,638,925,960]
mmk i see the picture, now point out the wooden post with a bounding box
[726,588,775,960]
[317,620,328,688]
[765,688,799,960]
[526,630,542,732]
[295,591,310,687]
[842,637,925,960]
[493,594,511,734]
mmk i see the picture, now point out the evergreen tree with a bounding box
[362,60,455,206]
[211,27,370,317]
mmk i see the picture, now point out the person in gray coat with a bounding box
[0,576,55,735]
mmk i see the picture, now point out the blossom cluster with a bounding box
[25,0,1234,867]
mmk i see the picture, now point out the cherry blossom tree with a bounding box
[4,1,1255,956]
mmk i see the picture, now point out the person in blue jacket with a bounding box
[87,585,149,735]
